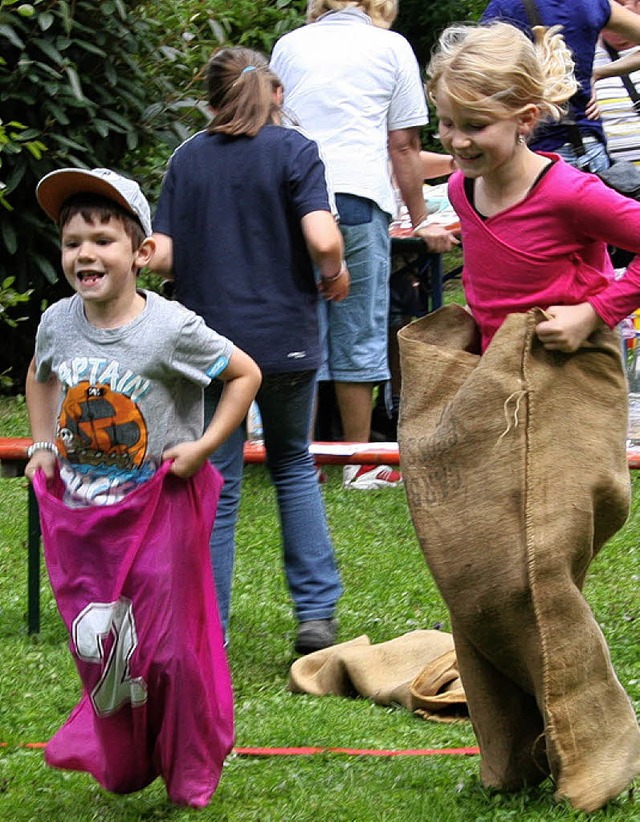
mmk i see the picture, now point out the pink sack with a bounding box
[33,460,234,808]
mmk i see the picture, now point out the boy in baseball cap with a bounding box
[24,167,260,805]
[28,165,260,498]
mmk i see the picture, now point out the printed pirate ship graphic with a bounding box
[57,382,148,470]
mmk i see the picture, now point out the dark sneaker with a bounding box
[294,618,338,655]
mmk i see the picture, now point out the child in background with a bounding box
[151,47,346,656]
[25,167,260,806]
[399,21,640,813]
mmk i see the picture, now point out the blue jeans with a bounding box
[554,136,611,173]
[204,370,342,633]
[317,194,391,382]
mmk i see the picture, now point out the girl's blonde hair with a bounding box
[206,47,282,138]
[306,0,398,28]
[427,22,578,123]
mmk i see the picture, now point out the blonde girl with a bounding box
[426,21,640,353]
[400,21,640,813]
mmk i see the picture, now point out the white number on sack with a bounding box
[72,598,148,717]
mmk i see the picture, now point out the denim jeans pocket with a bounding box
[336,193,374,226]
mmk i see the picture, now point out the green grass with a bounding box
[0,396,638,821]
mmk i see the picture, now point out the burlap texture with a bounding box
[288,630,468,722]
[398,305,640,812]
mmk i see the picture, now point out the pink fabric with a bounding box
[33,461,233,808]
[449,155,640,349]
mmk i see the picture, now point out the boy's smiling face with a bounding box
[61,213,153,324]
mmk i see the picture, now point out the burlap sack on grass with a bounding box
[288,630,468,722]
[398,305,640,812]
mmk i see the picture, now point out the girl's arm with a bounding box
[148,232,174,279]
[24,357,60,481]
[163,347,261,479]
[538,176,640,351]
[536,304,604,352]
[301,210,350,302]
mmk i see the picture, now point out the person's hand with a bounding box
[318,264,350,302]
[586,85,601,120]
[162,441,208,479]
[413,223,460,253]
[535,303,603,352]
[24,451,56,482]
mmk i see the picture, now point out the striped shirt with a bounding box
[593,41,640,166]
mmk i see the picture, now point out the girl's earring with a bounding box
[517,134,526,145]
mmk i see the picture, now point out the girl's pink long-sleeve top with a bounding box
[448,154,640,350]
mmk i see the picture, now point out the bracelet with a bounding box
[412,217,431,234]
[322,261,346,283]
[411,215,428,231]
[27,441,59,458]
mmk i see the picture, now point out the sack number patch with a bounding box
[72,598,148,717]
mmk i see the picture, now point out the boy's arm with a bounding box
[301,210,350,302]
[163,346,262,479]
[24,357,60,481]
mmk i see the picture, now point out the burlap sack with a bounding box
[409,648,467,722]
[398,305,640,812]
[288,630,468,722]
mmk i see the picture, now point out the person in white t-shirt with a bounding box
[271,0,457,490]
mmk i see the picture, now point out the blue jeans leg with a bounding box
[205,371,342,633]
[259,370,342,622]
[317,196,391,383]
[204,383,245,634]
[555,139,611,173]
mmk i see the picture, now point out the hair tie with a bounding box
[242,66,257,74]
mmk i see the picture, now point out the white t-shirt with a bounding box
[271,8,428,216]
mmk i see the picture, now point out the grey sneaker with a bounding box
[294,618,338,655]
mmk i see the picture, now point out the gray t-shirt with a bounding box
[34,290,233,505]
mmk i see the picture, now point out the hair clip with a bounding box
[242,66,257,74]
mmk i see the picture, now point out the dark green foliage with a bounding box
[132,0,308,192]
[0,0,182,389]
[1,1,170,287]
[395,0,485,67]
[395,0,485,150]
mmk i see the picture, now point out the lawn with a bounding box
[0,394,638,821]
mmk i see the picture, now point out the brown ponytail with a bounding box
[206,47,282,137]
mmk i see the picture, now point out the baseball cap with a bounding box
[36,167,152,237]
